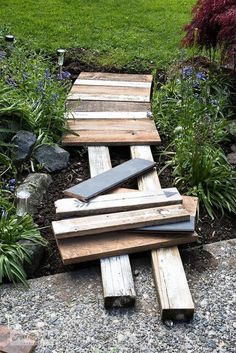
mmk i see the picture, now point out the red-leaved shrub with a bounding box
[182,0,236,65]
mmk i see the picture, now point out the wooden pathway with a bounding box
[59,72,195,319]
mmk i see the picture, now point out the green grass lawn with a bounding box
[0,0,195,69]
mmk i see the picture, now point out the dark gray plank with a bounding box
[136,216,195,233]
[64,158,156,201]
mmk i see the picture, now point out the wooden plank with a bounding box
[101,256,136,308]
[78,72,153,82]
[130,145,194,320]
[151,248,195,320]
[75,79,151,88]
[66,100,151,112]
[67,93,150,102]
[56,231,198,265]
[52,205,190,239]
[66,118,156,131]
[0,326,36,353]
[62,130,161,146]
[63,158,156,201]
[55,188,182,219]
[67,112,149,119]
[88,145,136,308]
[136,196,198,233]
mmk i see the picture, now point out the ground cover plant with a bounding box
[153,63,236,218]
[0,0,195,68]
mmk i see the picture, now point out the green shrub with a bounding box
[0,213,47,285]
[153,65,236,218]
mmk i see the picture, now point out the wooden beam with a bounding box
[66,100,151,112]
[88,146,136,308]
[55,188,182,219]
[52,205,190,239]
[67,112,149,119]
[63,158,156,201]
[77,72,153,83]
[130,145,194,320]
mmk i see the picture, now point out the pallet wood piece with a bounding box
[67,111,149,119]
[63,158,156,201]
[78,72,153,83]
[66,100,151,112]
[75,79,151,88]
[101,256,136,308]
[56,232,198,265]
[88,145,136,307]
[137,196,198,233]
[130,145,194,320]
[53,205,190,239]
[55,188,182,219]
[0,326,36,353]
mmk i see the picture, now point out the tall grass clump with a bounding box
[153,65,236,218]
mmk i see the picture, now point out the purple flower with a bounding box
[182,66,193,78]
[58,71,71,80]
[51,93,59,102]
[6,76,17,87]
[8,178,16,186]
[22,72,29,81]
[196,71,207,81]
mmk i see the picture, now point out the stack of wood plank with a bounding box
[51,72,198,320]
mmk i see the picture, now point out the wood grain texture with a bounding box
[67,112,149,119]
[101,256,136,308]
[68,92,150,102]
[63,158,156,201]
[136,195,198,233]
[75,79,151,88]
[62,130,161,146]
[66,100,151,112]
[88,145,136,308]
[55,188,182,219]
[78,72,153,82]
[52,205,190,239]
[130,145,195,321]
[56,231,198,265]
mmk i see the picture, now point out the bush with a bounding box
[153,65,236,218]
[182,0,236,63]
[0,213,47,285]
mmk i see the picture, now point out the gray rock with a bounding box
[228,120,236,142]
[19,239,45,276]
[16,173,52,215]
[34,144,69,172]
[227,152,236,165]
[11,130,36,164]
[231,144,236,152]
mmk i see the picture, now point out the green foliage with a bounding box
[153,65,236,218]
[0,44,71,143]
[0,214,47,285]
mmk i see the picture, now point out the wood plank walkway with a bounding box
[56,72,195,318]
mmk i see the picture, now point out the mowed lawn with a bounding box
[0,0,195,68]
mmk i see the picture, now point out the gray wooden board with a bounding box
[55,188,182,219]
[52,205,190,239]
[66,100,151,112]
[136,216,195,233]
[63,158,156,201]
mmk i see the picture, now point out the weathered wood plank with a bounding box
[66,118,156,131]
[52,205,190,239]
[68,93,150,102]
[66,100,151,112]
[101,256,136,308]
[55,188,182,219]
[75,79,151,88]
[62,130,161,146]
[63,158,156,201]
[130,145,195,320]
[78,72,153,82]
[88,145,136,308]
[56,231,198,265]
[136,196,198,233]
[67,112,149,119]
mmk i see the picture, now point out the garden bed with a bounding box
[33,144,236,279]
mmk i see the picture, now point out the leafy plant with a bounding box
[153,65,236,218]
[0,214,47,285]
[182,0,236,64]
